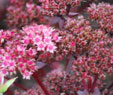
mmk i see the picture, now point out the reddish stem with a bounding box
[14,82,28,91]
[5,88,13,95]
[90,74,98,92]
[32,71,50,95]
[37,69,45,80]
[65,55,74,75]
[77,0,95,13]
[66,4,71,15]
[82,79,87,89]
[108,81,113,89]
[41,68,46,76]
[88,77,92,92]
[65,55,70,70]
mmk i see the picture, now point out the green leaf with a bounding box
[0,77,17,93]
[0,84,4,93]
[0,93,3,95]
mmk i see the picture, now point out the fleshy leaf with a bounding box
[68,12,79,16]
[36,61,46,69]
[93,87,101,95]
[0,84,4,93]
[0,77,17,93]
[0,93,3,95]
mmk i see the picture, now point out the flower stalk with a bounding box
[32,71,50,95]
[90,74,98,92]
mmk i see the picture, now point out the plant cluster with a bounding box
[0,0,113,95]
[87,2,113,32]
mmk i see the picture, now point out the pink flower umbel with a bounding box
[22,24,60,53]
[40,0,83,16]
[87,3,113,32]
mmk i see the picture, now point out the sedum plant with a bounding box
[0,0,112,95]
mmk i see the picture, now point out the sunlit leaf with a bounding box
[0,77,17,93]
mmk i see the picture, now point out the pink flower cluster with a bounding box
[64,16,106,55]
[6,0,41,28]
[43,69,78,95]
[22,24,60,53]
[0,24,61,79]
[40,0,83,16]
[14,69,113,95]
[14,69,78,95]
[14,86,44,95]
[72,37,113,92]
[87,3,113,32]
[6,0,84,28]
[0,30,37,79]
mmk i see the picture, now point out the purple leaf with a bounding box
[48,16,61,25]
[68,12,79,16]
[36,61,46,69]
[44,16,65,29]
[58,19,65,29]
[93,87,101,95]
[77,90,89,95]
